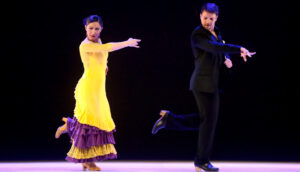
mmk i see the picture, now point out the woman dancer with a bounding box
[55,14,141,171]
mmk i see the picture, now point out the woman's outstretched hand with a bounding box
[127,38,141,48]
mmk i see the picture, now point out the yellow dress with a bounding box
[65,39,117,163]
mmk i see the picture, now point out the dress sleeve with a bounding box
[80,43,113,53]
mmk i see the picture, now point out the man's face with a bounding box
[200,10,218,31]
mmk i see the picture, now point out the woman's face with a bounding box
[85,22,102,42]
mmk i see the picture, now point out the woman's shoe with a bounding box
[55,117,68,139]
[82,163,87,171]
[82,162,101,171]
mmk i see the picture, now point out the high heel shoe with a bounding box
[55,117,68,139]
[82,162,101,171]
[82,163,87,171]
[195,166,201,172]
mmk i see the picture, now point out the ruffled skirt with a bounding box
[65,117,117,163]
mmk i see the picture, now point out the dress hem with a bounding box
[67,117,116,149]
[66,153,117,163]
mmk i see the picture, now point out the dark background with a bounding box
[2,0,295,162]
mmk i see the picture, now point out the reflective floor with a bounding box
[0,161,300,172]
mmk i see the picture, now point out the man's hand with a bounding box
[240,47,256,62]
[224,58,233,68]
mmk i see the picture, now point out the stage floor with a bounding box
[0,161,300,172]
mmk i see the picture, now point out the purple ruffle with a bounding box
[67,117,116,149]
[65,153,117,163]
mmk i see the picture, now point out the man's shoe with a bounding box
[151,112,169,134]
[195,162,219,172]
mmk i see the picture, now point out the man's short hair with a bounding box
[200,3,219,16]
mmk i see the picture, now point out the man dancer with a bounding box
[152,3,255,172]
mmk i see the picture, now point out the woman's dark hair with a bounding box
[200,3,219,16]
[83,15,103,27]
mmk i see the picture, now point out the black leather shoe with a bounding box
[195,162,219,172]
[151,112,169,134]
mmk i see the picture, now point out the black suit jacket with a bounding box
[189,25,241,93]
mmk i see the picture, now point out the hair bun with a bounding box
[83,15,103,27]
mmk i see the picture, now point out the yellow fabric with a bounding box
[67,143,117,159]
[74,40,115,132]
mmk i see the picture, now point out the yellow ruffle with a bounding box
[67,144,117,159]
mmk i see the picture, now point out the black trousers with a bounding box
[165,90,220,165]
